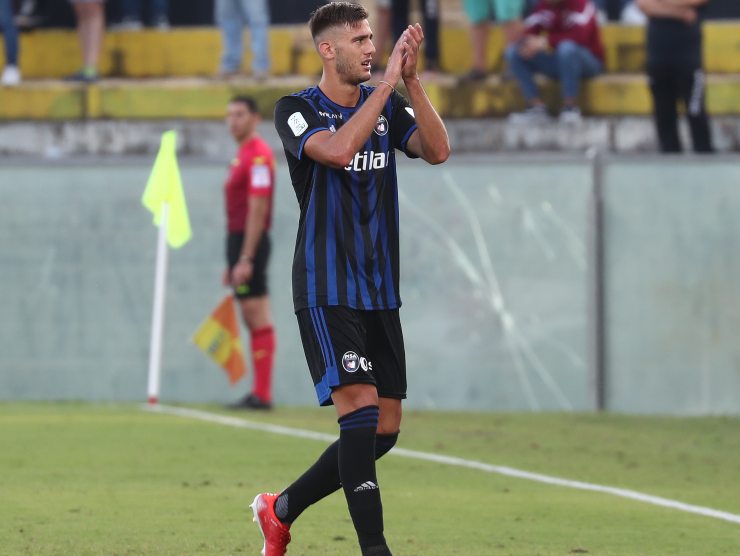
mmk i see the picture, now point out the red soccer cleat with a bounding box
[250,492,291,556]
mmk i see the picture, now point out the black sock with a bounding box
[362,545,393,556]
[375,432,399,458]
[338,405,387,550]
[275,431,399,524]
[275,439,340,523]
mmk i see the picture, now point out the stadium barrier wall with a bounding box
[1,155,739,414]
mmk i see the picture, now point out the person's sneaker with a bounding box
[1,65,21,86]
[458,68,487,83]
[508,104,551,124]
[559,106,583,124]
[227,393,272,410]
[64,68,99,83]
[252,70,269,82]
[153,15,170,31]
[217,68,240,80]
[111,17,143,31]
[251,493,291,556]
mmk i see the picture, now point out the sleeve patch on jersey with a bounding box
[288,112,309,137]
[405,107,415,118]
[251,165,271,188]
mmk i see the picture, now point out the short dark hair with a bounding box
[309,2,368,40]
[229,95,258,113]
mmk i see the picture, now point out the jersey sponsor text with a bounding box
[344,150,390,172]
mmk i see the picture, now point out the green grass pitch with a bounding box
[2,403,739,555]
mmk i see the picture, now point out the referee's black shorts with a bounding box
[296,305,407,406]
[226,232,270,299]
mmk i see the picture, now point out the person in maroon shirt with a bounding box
[505,0,604,123]
[223,95,277,410]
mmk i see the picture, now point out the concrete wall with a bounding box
[1,155,739,414]
[603,160,740,414]
[2,119,740,157]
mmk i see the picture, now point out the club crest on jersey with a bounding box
[374,115,389,136]
[345,150,390,172]
[342,351,360,373]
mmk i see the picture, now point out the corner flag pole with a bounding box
[141,130,192,405]
[147,202,170,405]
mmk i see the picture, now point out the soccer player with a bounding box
[250,2,450,555]
[223,96,277,410]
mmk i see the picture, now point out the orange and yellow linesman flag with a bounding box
[141,130,192,249]
[192,295,247,384]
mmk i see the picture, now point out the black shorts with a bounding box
[296,306,407,406]
[227,232,270,299]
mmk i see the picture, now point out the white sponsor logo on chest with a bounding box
[345,150,391,172]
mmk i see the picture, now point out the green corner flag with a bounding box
[141,130,192,249]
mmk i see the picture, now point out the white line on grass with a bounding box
[144,403,740,525]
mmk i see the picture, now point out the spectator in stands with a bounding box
[371,0,392,73]
[215,0,270,80]
[461,0,525,82]
[113,0,169,31]
[506,0,604,123]
[391,0,441,74]
[66,0,106,82]
[636,0,713,152]
[0,0,20,85]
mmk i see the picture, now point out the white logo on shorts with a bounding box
[287,112,308,136]
[342,351,360,373]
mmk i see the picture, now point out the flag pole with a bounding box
[147,202,170,405]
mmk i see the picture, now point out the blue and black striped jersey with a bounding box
[274,84,418,312]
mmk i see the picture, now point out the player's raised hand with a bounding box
[383,27,412,87]
[401,23,424,80]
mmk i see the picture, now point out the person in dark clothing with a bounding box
[636,0,714,153]
[391,0,441,72]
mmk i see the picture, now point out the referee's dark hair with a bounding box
[229,95,258,114]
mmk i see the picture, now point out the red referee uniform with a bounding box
[224,136,276,234]
[224,134,276,405]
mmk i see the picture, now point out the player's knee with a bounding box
[375,430,399,459]
[333,383,379,413]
